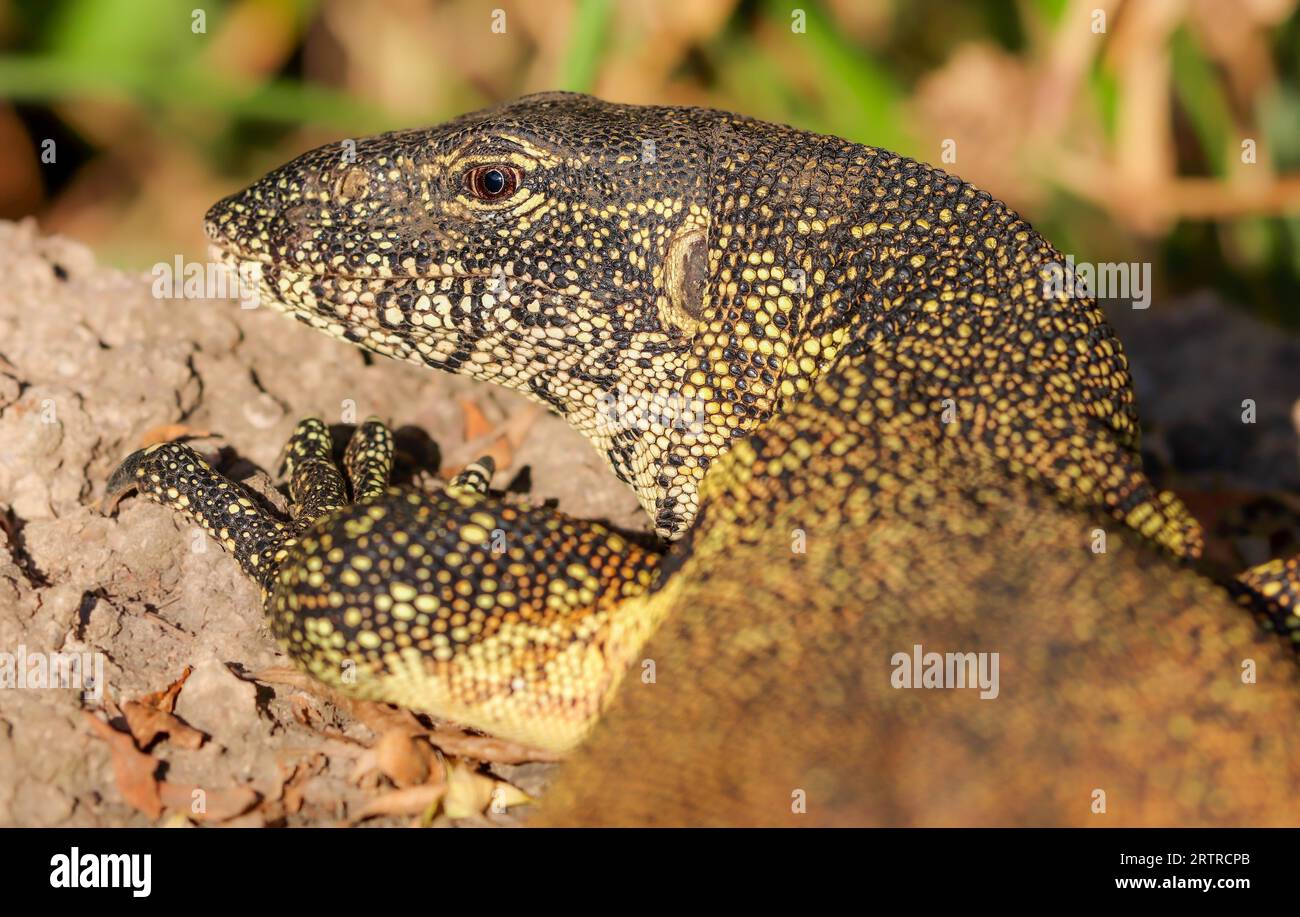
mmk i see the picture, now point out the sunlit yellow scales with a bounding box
[109,93,1300,825]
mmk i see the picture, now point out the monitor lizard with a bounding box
[105,92,1300,825]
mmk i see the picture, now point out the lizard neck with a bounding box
[615,121,882,538]
[677,120,892,452]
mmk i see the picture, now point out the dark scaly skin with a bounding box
[536,354,1300,825]
[107,424,663,752]
[107,93,1300,823]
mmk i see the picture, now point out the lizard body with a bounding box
[108,93,1300,824]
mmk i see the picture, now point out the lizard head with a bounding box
[205,92,729,537]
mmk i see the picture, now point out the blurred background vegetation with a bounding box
[0,0,1297,326]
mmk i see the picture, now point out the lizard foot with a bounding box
[107,417,665,752]
[1234,553,1300,645]
[106,436,293,589]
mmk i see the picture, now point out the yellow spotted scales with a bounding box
[108,93,1300,825]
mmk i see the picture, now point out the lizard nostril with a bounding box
[204,193,245,245]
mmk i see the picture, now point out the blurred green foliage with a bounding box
[0,0,1296,325]
[0,0,391,129]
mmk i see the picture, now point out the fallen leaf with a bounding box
[261,667,421,732]
[459,398,494,441]
[350,783,447,824]
[423,725,560,765]
[159,782,260,823]
[278,753,329,815]
[82,712,162,820]
[122,700,206,750]
[442,400,542,477]
[136,666,192,713]
[356,730,438,788]
[252,666,561,762]
[137,424,210,447]
[286,692,363,744]
[219,812,268,828]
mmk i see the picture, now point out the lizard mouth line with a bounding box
[206,241,599,309]
[205,241,507,284]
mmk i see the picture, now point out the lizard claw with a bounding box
[102,443,167,514]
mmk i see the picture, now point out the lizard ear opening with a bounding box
[658,225,708,339]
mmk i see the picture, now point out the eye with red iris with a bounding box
[465,165,520,201]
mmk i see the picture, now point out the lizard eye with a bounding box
[465,165,520,201]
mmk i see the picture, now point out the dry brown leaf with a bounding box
[424,724,561,765]
[483,435,515,476]
[122,701,206,750]
[350,703,428,736]
[279,753,329,815]
[137,424,210,447]
[253,665,356,698]
[441,436,513,479]
[256,666,423,729]
[500,404,542,449]
[285,692,364,745]
[350,783,447,824]
[82,712,162,820]
[252,667,560,763]
[357,730,438,788]
[287,693,320,728]
[218,812,268,828]
[136,666,192,713]
[442,400,542,477]
[159,782,260,823]
[459,397,494,441]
